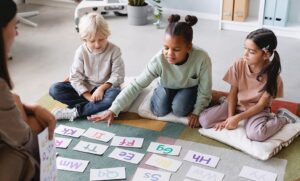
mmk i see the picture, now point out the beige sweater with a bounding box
[0,78,39,181]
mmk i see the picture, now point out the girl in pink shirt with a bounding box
[199,28,299,141]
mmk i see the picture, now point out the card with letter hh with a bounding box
[183,150,220,168]
[110,136,144,148]
[90,167,126,181]
[54,125,85,138]
[132,168,171,181]
[147,142,181,156]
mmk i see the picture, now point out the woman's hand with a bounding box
[87,110,115,126]
[24,104,56,140]
[188,113,200,128]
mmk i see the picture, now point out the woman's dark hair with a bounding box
[0,0,17,89]
[166,14,198,44]
[246,28,281,97]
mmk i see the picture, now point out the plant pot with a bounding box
[127,4,148,26]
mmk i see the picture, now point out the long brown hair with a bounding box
[246,28,281,97]
[0,0,17,89]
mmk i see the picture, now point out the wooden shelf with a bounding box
[219,0,300,39]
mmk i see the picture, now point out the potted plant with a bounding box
[152,0,162,28]
[127,0,148,25]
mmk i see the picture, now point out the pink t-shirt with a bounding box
[223,58,283,111]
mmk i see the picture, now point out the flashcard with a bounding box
[55,137,72,148]
[183,150,220,168]
[132,168,171,181]
[108,147,145,164]
[145,154,182,172]
[90,167,126,181]
[54,125,85,138]
[56,157,89,172]
[239,166,277,181]
[73,140,108,155]
[110,136,144,148]
[38,128,57,181]
[147,142,181,156]
[82,127,115,142]
[186,165,224,181]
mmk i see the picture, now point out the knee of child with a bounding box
[246,130,267,142]
[198,116,211,129]
[49,83,58,97]
[172,103,191,117]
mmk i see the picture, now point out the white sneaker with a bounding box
[277,108,300,123]
[52,108,78,121]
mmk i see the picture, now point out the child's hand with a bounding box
[224,115,239,130]
[91,87,105,102]
[213,121,227,131]
[188,113,200,128]
[83,92,93,102]
[87,110,115,126]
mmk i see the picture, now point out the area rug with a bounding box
[38,94,300,181]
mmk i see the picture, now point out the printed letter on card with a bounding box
[38,128,57,181]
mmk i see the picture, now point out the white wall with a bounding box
[148,0,220,15]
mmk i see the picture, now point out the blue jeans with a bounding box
[150,85,198,117]
[49,82,121,117]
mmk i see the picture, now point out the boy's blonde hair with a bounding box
[78,12,111,41]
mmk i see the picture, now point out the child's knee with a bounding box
[49,83,59,97]
[198,115,211,129]
[246,130,267,142]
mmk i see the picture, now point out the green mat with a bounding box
[38,95,300,181]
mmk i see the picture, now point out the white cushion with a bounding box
[138,89,189,125]
[198,121,300,160]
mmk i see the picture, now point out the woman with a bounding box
[0,0,56,180]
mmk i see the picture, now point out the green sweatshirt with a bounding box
[109,46,212,116]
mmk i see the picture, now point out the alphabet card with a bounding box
[38,128,57,181]
[82,127,115,142]
[56,157,89,172]
[73,140,108,155]
[90,167,126,181]
[108,147,145,164]
[54,125,85,138]
[183,150,220,168]
[147,142,181,156]
[55,137,72,148]
[110,136,144,148]
[186,165,224,181]
[239,166,277,181]
[132,168,171,181]
[145,154,182,172]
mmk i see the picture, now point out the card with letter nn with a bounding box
[110,136,144,148]
[90,167,126,181]
[54,125,85,138]
[132,168,171,181]
[82,127,115,142]
[147,142,181,156]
